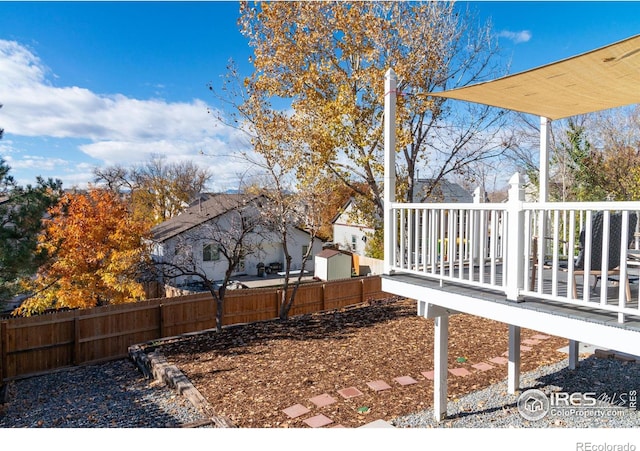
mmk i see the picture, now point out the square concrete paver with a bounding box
[448,367,472,377]
[367,380,392,391]
[282,404,310,419]
[532,334,550,340]
[338,386,363,399]
[394,376,418,386]
[309,393,336,408]
[471,362,495,372]
[523,339,541,346]
[489,356,508,365]
[421,371,435,380]
[303,414,334,428]
[521,345,532,352]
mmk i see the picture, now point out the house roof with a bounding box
[414,179,472,203]
[316,248,351,259]
[428,34,640,120]
[151,193,261,242]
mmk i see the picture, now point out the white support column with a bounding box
[472,187,485,267]
[434,314,449,422]
[506,172,525,301]
[508,324,521,394]
[539,117,551,203]
[568,339,580,369]
[383,69,397,275]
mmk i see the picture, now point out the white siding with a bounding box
[332,202,374,256]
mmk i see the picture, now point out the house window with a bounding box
[302,245,312,259]
[351,235,357,251]
[203,243,220,262]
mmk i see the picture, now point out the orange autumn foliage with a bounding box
[16,189,152,316]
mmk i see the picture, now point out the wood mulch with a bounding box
[158,296,570,428]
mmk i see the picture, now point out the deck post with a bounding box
[540,117,551,202]
[568,339,580,369]
[506,172,525,301]
[434,313,449,422]
[508,324,521,393]
[472,187,485,266]
[383,68,397,275]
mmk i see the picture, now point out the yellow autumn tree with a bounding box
[238,1,509,223]
[15,188,152,316]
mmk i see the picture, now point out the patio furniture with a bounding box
[570,211,637,298]
[530,211,637,299]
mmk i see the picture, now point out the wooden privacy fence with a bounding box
[0,276,387,382]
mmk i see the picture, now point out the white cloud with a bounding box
[0,40,251,189]
[3,154,68,171]
[497,30,532,44]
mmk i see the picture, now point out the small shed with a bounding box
[314,249,352,281]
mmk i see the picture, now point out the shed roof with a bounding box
[316,249,351,259]
[428,34,640,120]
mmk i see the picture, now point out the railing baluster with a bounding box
[421,209,428,274]
[600,211,611,305]
[490,209,497,285]
[551,209,560,297]
[458,209,464,279]
[389,201,640,324]
[567,210,576,300]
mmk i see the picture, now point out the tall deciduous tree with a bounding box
[511,106,640,202]
[585,106,640,201]
[15,189,151,316]
[0,159,62,304]
[94,154,212,224]
[212,60,330,321]
[154,194,267,332]
[238,1,510,223]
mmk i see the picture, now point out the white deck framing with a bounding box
[382,56,640,421]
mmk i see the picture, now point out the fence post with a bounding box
[322,284,327,311]
[159,303,165,339]
[73,316,80,366]
[506,172,525,302]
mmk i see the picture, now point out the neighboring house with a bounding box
[331,198,375,256]
[150,193,323,287]
[331,180,472,256]
[412,178,473,203]
[314,248,353,281]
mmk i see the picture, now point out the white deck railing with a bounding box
[386,175,640,323]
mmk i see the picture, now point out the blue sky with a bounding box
[1,1,639,190]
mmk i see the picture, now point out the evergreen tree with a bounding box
[0,159,62,303]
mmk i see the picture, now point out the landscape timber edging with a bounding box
[128,342,236,428]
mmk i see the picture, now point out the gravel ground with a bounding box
[1,353,638,430]
[0,358,209,428]
[392,355,640,428]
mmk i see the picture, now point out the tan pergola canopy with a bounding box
[429,34,640,120]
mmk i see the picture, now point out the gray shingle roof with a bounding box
[413,179,472,203]
[151,193,260,242]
